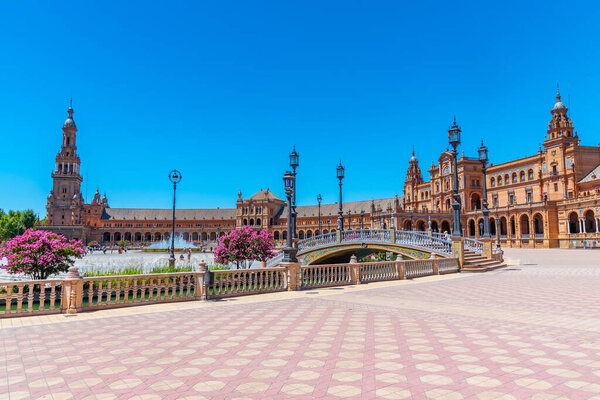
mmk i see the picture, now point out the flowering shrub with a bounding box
[214,226,276,269]
[0,229,84,280]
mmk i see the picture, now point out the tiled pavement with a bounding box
[2,249,600,399]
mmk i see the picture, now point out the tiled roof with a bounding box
[579,164,600,183]
[290,197,402,218]
[102,208,237,221]
[248,189,283,201]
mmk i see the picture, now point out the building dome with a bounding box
[63,116,76,128]
[553,100,566,111]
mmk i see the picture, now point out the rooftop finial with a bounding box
[556,83,561,101]
[453,115,457,125]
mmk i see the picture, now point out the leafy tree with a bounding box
[0,209,39,241]
[214,226,276,269]
[0,229,84,280]
[117,240,129,248]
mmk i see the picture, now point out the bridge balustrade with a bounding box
[464,237,483,253]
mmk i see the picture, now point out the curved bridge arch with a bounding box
[296,229,462,265]
[299,241,442,265]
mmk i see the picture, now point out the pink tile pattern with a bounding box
[2,258,600,399]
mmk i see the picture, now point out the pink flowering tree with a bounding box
[214,226,276,269]
[0,229,84,280]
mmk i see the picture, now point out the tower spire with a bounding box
[556,83,561,102]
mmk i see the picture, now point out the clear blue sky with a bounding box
[1,1,599,216]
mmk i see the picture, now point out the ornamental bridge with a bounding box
[269,229,505,271]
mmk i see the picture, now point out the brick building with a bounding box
[44,89,600,248]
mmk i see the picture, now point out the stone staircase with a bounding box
[461,250,506,272]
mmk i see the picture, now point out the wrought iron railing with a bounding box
[464,237,483,254]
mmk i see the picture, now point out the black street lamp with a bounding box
[336,161,345,231]
[283,171,297,262]
[317,194,322,235]
[360,210,365,230]
[168,169,182,266]
[289,146,299,238]
[478,140,491,238]
[448,117,462,237]
[495,214,501,249]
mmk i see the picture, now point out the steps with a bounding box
[461,250,506,272]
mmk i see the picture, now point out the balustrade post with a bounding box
[336,230,342,244]
[397,261,406,280]
[481,238,493,259]
[432,259,439,275]
[349,254,361,284]
[389,228,396,243]
[63,266,83,315]
[451,236,465,269]
[282,262,301,291]
[196,262,207,300]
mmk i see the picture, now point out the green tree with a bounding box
[0,209,40,241]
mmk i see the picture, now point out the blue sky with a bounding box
[1,1,599,216]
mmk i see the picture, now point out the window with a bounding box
[490,177,495,187]
[520,171,525,182]
[526,190,533,203]
[508,194,515,205]
[554,183,558,192]
[497,176,502,186]
[528,169,534,180]
[512,173,517,183]
[504,174,509,185]
[568,192,573,199]
[492,194,498,207]
[552,165,558,175]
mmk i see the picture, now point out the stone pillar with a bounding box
[282,262,301,291]
[432,259,439,275]
[349,254,361,285]
[397,261,406,280]
[389,228,396,243]
[482,238,493,259]
[196,262,207,300]
[336,230,342,244]
[63,266,83,315]
[451,236,464,269]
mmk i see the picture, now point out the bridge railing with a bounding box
[297,232,337,252]
[265,251,284,268]
[394,231,453,256]
[464,237,483,254]
[341,229,389,243]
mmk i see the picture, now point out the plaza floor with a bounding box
[2,249,600,399]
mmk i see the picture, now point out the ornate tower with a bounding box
[404,149,424,210]
[545,85,576,145]
[45,100,85,230]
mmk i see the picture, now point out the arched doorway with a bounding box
[416,220,426,231]
[510,217,516,237]
[103,232,111,242]
[124,232,131,241]
[114,232,122,242]
[441,220,451,234]
[533,213,544,236]
[298,230,305,239]
[201,232,208,241]
[306,230,313,238]
[520,215,530,237]
[477,218,484,237]
[154,233,162,241]
[274,231,280,240]
[144,232,152,241]
[489,218,496,236]
[192,232,198,240]
[468,219,476,237]
[403,220,412,231]
[183,232,189,240]
[210,232,216,241]
[568,212,579,234]
[431,221,439,232]
[135,232,142,241]
[585,210,596,233]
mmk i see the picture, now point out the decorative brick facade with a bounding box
[44,90,600,248]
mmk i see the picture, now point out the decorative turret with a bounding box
[46,99,84,227]
[405,149,424,185]
[546,84,576,144]
[101,193,109,207]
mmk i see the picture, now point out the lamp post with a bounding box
[448,117,462,237]
[336,161,345,231]
[317,194,322,235]
[495,215,501,249]
[283,171,297,262]
[478,140,491,238]
[289,146,299,238]
[347,210,352,230]
[360,210,365,230]
[168,169,182,266]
